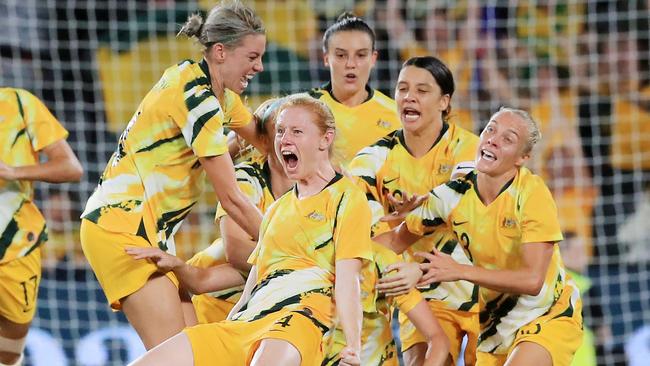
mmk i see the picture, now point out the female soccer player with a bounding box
[80,2,267,350]
[309,12,401,169]
[348,56,480,366]
[0,87,83,366]
[379,107,583,366]
[130,95,372,366]
[131,97,294,324]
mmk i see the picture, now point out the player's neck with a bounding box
[296,163,336,199]
[476,168,518,205]
[403,119,443,158]
[331,84,368,107]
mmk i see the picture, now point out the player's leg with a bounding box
[403,342,428,366]
[0,248,42,365]
[504,341,552,366]
[128,332,194,366]
[250,339,301,366]
[121,273,186,350]
[179,287,198,327]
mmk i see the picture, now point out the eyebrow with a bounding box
[334,48,370,53]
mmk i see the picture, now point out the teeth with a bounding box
[481,150,496,160]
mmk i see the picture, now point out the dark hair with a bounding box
[322,12,375,52]
[402,56,455,121]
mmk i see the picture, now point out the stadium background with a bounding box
[1,0,648,365]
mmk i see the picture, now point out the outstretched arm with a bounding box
[417,242,555,296]
[125,247,245,295]
[0,139,83,183]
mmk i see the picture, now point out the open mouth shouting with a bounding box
[401,107,421,123]
[241,74,254,90]
[280,149,299,173]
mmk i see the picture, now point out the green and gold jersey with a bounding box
[406,168,573,354]
[81,59,252,254]
[308,83,400,169]
[232,175,374,328]
[188,155,279,304]
[348,123,480,312]
[0,88,69,263]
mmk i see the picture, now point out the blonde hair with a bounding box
[276,94,337,153]
[178,1,264,50]
[497,106,542,155]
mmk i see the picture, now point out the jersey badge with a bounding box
[307,211,325,222]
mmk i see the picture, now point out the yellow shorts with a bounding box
[477,286,583,366]
[80,219,178,310]
[192,294,235,324]
[399,299,479,365]
[0,248,41,324]
[185,307,327,366]
[322,311,397,366]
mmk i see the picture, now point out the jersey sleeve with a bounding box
[224,91,253,129]
[348,143,391,233]
[17,89,69,151]
[405,183,460,236]
[333,189,374,262]
[520,178,564,244]
[177,83,229,158]
[215,163,263,221]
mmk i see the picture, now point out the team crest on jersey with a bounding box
[307,211,325,221]
[501,217,517,229]
[438,164,452,175]
[376,119,392,129]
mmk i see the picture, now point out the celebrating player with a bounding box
[130,95,372,366]
[80,1,267,350]
[348,56,480,365]
[309,12,401,169]
[378,107,583,366]
[0,87,83,366]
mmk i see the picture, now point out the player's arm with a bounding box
[200,154,263,240]
[230,117,265,155]
[404,300,450,366]
[335,258,363,363]
[220,215,256,273]
[0,139,83,183]
[125,247,245,294]
[417,242,555,296]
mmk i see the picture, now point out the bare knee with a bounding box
[0,319,29,366]
[250,339,301,366]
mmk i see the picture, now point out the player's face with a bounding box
[220,34,266,94]
[476,111,530,176]
[323,31,377,95]
[395,65,450,134]
[275,106,330,180]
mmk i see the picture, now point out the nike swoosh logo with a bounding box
[382,177,399,185]
[452,220,468,226]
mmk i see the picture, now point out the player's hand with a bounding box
[380,192,427,222]
[338,346,361,366]
[415,249,463,287]
[377,261,422,296]
[125,247,184,273]
[0,160,17,180]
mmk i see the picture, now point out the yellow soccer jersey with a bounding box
[0,88,69,264]
[406,168,573,354]
[348,123,480,312]
[308,83,400,168]
[189,155,280,305]
[81,59,252,254]
[323,242,423,366]
[233,174,374,328]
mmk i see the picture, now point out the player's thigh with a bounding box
[122,273,186,350]
[505,341,552,366]
[0,248,41,327]
[250,339,301,366]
